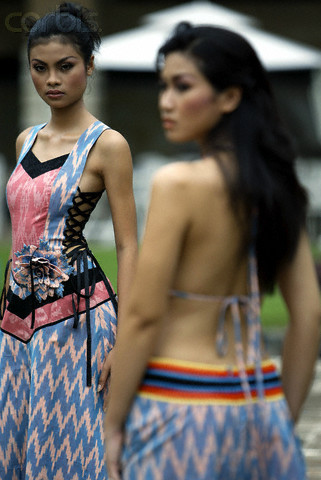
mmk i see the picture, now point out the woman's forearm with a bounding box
[97,242,137,395]
[278,231,321,422]
[115,242,138,321]
[281,314,320,423]
[106,312,160,429]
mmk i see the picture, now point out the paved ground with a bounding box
[265,330,321,480]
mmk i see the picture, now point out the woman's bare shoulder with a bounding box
[88,128,132,177]
[150,162,201,202]
[153,158,226,192]
[153,161,192,181]
[95,128,131,158]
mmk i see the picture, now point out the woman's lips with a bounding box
[46,90,64,99]
[162,118,175,129]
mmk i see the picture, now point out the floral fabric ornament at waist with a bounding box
[13,239,74,309]
[13,239,74,331]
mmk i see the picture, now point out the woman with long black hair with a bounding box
[104,22,320,480]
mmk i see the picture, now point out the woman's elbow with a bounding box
[310,296,321,329]
[301,303,321,341]
[126,302,165,334]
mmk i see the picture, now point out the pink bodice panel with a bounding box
[7,163,61,265]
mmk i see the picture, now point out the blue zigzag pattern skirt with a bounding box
[121,357,306,480]
[0,300,116,480]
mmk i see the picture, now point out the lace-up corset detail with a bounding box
[61,186,116,387]
[63,187,103,258]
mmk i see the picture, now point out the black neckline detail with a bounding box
[21,150,69,179]
[31,150,70,164]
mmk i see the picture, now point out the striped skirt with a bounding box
[122,357,306,480]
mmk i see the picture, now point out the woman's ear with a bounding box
[220,86,243,113]
[87,55,95,76]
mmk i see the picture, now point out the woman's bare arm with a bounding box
[104,165,190,478]
[278,230,321,422]
[106,165,189,419]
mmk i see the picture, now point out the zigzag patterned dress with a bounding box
[0,121,118,480]
[121,225,307,479]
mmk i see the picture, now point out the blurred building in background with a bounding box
[1,0,321,242]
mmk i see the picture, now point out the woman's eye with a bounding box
[33,64,45,73]
[175,83,191,92]
[60,63,73,71]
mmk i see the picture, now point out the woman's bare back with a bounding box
[143,157,255,364]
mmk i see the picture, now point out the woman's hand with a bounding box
[98,348,115,410]
[101,348,124,479]
[105,423,123,480]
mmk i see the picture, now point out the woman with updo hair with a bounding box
[105,22,320,480]
[0,3,137,479]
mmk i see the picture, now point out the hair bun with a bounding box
[175,21,193,34]
[174,21,197,43]
[56,2,99,35]
[58,2,82,17]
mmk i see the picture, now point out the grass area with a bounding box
[261,291,288,328]
[0,241,317,329]
[311,244,321,262]
[89,244,118,287]
[0,243,11,283]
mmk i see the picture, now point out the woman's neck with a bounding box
[49,100,96,134]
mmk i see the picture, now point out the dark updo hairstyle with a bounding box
[26,2,101,66]
[157,22,308,292]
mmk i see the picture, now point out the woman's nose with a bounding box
[46,69,61,86]
[159,89,175,111]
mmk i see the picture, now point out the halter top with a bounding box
[170,215,264,401]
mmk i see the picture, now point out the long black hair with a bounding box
[26,2,101,66]
[157,22,308,292]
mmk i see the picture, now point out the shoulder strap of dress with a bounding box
[53,120,109,199]
[67,120,109,185]
[17,123,47,166]
[43,121,109,242]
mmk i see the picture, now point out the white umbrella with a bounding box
[95,1,321,72]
